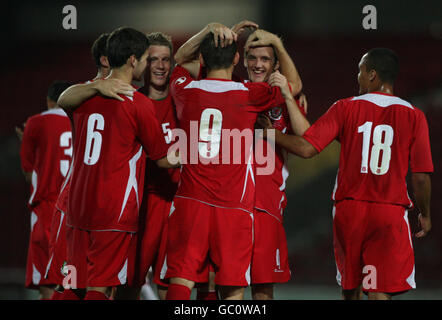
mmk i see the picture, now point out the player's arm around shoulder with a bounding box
[256,114,317,159]
[57,79,135,112]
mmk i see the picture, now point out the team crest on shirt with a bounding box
[175,77,186,85]
[268,106,283,121]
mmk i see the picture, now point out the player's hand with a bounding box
[255,114,273,138]
[15,122,25,141]
[268,71,291,98]
[208,23,238,48]
[230,20,259,36]
[95,79,136,101]
[415,213,431,238]
[298,93,308,114]
[245,29,281,52]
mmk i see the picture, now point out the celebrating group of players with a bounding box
[18,19,433,301]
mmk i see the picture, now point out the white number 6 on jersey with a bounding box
[83,113,104,165]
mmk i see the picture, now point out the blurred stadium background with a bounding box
[1,0,441,299]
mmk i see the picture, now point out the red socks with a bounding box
[166,284,191,300]
[196,290,218,300]
[84,290,109,300]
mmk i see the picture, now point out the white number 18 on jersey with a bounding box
[358,121,394,175]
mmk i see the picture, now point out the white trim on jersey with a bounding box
[28,170,38,205]
[118,146,143,222]
[41,108,68,117]
[30,211,37,232]
[55,210,65,242]
[174,195,255,215]
[254,207,283,223]
[403,209,416,288]
[118,258,128,285]
[351,93,414,110]
[32,264,41,285]
[332,169,339,201]
[240,144,255,203]
[184,79,249,93]
[44,253,53,279]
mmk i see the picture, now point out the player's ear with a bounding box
[100,56,110,69]
[199,53,205,67]
[368,69,376,82]
[233,52,240,66]
[129,55,137,68]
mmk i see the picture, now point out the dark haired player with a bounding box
[19,81,73,299]
[257,48,433,300]
[164,23,293,300]
[58,27,174,300]
[44,33,112,300]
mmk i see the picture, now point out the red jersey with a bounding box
[67,91,168,232]
[303,92,433,207]
[254,100,307,222]
[170,65,285,213]
[144,94,180,200]
[20,108,72,206]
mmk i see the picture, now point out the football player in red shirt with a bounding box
[257,48,433,300]
[164,23,294,300]
[240,28,309,300]
[44,32,112,300]
[131,32,180,300]
[19,80,73,299]
[58,27,175,300]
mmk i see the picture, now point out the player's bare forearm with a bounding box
[273,40,302,95]
[156,154,181,169]
[412,173,431,218]
[174,24,213,77]
[272,130,317,158]
[285,96,310,136]
[57,82,101,111]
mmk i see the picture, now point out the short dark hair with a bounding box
[200,32,237,71]
[365,48,399,85]
[47,81,73,102]
[91,33,110,68]
[106,27,149,68]
[147,32,173,54]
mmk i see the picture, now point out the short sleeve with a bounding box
[135,97,169,161]
[170,65,194,98]
[410,109,433,173]
[20,117,37,172]
[302,100,343,153]
[246,82,285,112]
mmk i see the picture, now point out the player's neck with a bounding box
[369,83,394,95]
[107,68,133,85]
[207,69,232,80]
[94,67,111,80]
[148,84,169,100]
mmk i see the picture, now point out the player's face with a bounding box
[133,49,150,81]
[358,55,370,95]
[147,45,171,87]
[246,46,277,83]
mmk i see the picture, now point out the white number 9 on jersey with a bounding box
[83,113,104,165]
[199,108,223,158]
